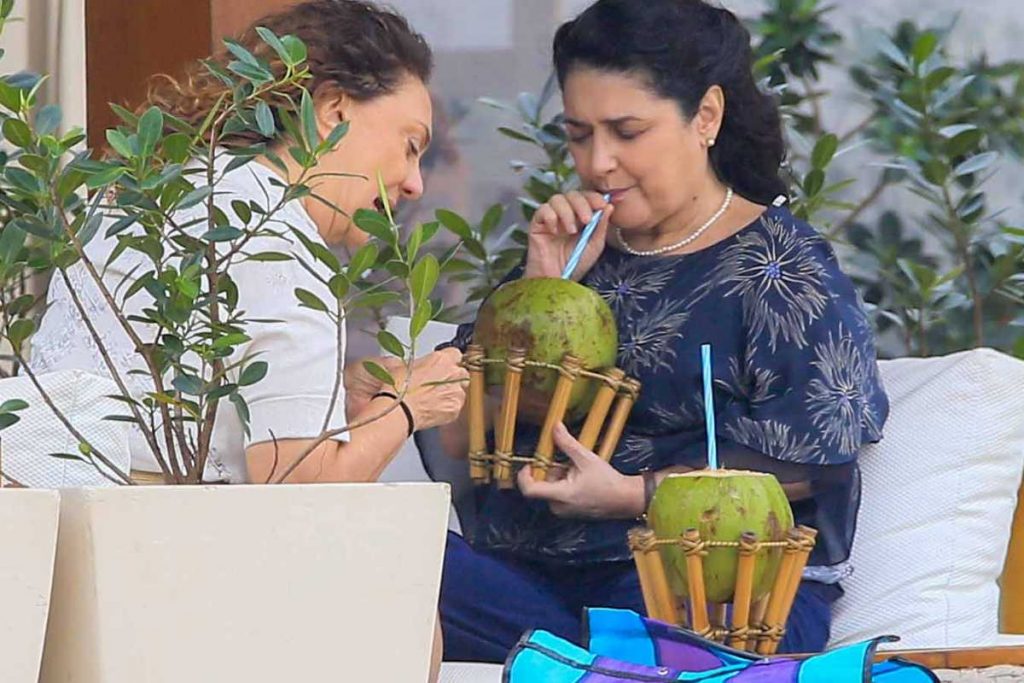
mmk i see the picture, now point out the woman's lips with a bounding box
[607,187,634,203]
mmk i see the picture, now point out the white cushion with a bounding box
[0,370,131,487]
[830,349,1024,649]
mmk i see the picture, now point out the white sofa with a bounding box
[382,319,1024,680]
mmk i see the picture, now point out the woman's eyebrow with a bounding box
[563,115,643,127]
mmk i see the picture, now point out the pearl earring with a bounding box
[707,138,716,147]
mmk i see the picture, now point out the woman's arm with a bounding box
[246,394,414,484]
[517,426,819,519]
[246,349,469,484]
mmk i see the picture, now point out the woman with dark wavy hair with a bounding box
[438,0,889,663]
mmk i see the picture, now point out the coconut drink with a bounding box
[648,469,794,603]
[471,277,618,425]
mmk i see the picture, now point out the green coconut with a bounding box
[648,470,793,603]
[471,277,618,424]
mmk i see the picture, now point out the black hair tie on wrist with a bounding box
[371,391,415,438]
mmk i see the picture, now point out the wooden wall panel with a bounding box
[85,0,212,149]
[210,0,301,46]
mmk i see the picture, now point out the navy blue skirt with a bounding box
[439,532,840,663]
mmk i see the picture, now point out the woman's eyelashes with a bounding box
[567,126,644,144]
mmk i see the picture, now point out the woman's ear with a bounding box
[313,84,350,139]
[695,85,725,144]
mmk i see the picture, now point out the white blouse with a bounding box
[30,155,349,482]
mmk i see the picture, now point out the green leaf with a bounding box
[323,121,349,150]
[0,398,29,412]
[290,227,341,272]
[938,124,978,139]
[407,224,424,262]
[498,126,536,144]
[375,170,394,223]
[921,158,949,185]
[0,80,21,111]
[810,134,839,170]
[946,129,984,158]
[35,104,61,136]
[247,251,292,262]
[377,330,405,357]
[47,452,86,462]
[162,132,191,163]
[410,253,440,307]
[201,226,244,242]
[227,61,273,86]
[924,66,956,91]
[4,294,34,317]
[223,38,259,66]
[875,33,911,71]
[300,89,319,150]
[328,273,349,299]
[281,34,308,68]
[435,209,473,241]
[7,317,35,348]
[410,300,432,339]
[803,169,825,197]
[352,291,401,308]
[953,151,998,177]
[294,287,329,312]
[479,204,504,238]
[137,106,164,157]
[362,360,395,388]
[231,199,252,224]
[0,413,19,430]
[911,32,939,66]
[239,361,269,387]
[172,374,204,396]
[2,118,32,147]
[85,165,126,189]
[353,209,395,244]
[255,26,289,64]
[109,102,139,127]
[254,100,275,137]
[106,129,133,158]
[347,242,379,277]
[177,186,213,210]
[230,393,251,434]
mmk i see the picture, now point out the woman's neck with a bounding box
[619,180,766,256]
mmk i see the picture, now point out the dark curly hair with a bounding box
[553,0,787,205]
[143,0,433,147]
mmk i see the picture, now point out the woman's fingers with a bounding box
[548,194,579,235]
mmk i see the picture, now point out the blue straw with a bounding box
[561,193,612,280]
[701,344,718,470]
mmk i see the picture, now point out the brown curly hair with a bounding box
[142,0,433,148]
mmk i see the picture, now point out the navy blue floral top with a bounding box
[447,206,888,568]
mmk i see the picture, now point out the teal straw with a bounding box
[701,344,718,470]
[561,193,612,280]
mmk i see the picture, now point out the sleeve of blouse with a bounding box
[227,227,349,448]
[716,231,889,469]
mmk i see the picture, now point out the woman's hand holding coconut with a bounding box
[517,423,656,519]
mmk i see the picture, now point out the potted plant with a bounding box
[0,6,457,680]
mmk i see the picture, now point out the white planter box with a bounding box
[0,488,60,683]
[41,483,450,683]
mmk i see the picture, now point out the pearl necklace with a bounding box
[616,187,734,257]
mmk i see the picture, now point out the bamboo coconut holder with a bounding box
[462,343,639,488]
[628,523,817,655]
